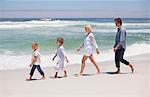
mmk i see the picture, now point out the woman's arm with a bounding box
[77,42,84,52]
[89,35,100,54]
[114,29,126,51]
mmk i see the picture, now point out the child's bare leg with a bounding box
[89,54,100,74]
[54,72,58,78]
[79,55,88,76]
[64,70,67,77]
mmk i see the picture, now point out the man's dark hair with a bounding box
[114,18,122,26]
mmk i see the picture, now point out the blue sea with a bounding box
[0,18,150,70]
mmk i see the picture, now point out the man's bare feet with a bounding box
[114,70,121,74]
[29,76,32,80]
[129,64,134,73]
[26,78,32,81]
[40,75,45,80]
[114,68,121,74]
[26,76,32,81]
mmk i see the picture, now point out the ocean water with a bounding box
[0,18,150,70]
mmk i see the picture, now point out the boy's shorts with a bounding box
[55,61,66,71]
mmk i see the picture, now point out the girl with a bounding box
[27,42,45,80]
[77,25,100,76]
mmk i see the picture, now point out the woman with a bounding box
[77,25,100,76]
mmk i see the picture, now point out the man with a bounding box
[113,18,134,74]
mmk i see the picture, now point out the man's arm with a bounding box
[114,29,126,51]
[77,42,84,52]
[89,35,100,54]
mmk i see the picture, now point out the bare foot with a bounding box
[40,75,45,80]
[96,71,100,75]
[77,73,82,77]
[64,75,67,77]
[114,70,121,74]
[26,76,32,80]
[26,78,32,81]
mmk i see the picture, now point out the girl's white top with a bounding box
[32,50,41,65]
[56,45,66,62]
[80,33,98,50]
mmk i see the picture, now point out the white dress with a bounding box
[55,45,67,71]
[80,33,98,56]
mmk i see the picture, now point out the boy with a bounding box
[52,37,69,78]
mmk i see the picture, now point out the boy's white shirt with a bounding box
[80,33,98,50]
[56,45,66,62]
[32,50,41,65]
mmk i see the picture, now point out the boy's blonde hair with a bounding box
[57,37,64,45]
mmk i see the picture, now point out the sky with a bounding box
[0,0,149,18]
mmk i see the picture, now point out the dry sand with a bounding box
[0,53,150,97]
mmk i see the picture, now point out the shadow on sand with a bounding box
[102,72,131,75]
[74,73,95,77]
[26,79,40,81]
[49,76,66,79]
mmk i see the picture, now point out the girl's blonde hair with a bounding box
[85,25,92,31]
[32,42,38,47]
[32,42,40,50]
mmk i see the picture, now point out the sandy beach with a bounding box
[0,0,149,97]
[0,53,149,97]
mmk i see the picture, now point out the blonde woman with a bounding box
[77,25,100,76]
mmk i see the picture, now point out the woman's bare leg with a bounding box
[89,54,100,74]
[79,55,88,76]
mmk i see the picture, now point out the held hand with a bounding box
[65,57,69,63]
[113,44,120,52]
[29,64,32,67]
[52,57,55,61]
[77,48,80,52]
[96,49,100,54]
[113,48,117,52]
[66,60,69,63]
